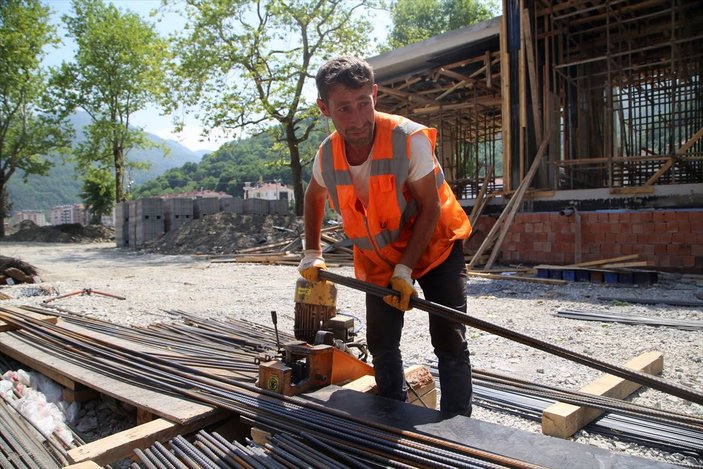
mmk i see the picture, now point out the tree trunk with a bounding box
[114,145,125,203]
[285,123,305,216]
[0,180,6,238]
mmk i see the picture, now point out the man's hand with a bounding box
[383,264,417,311]
[298,249,327,282]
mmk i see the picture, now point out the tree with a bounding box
[80,166,114,224]
[50,0,169,207]
[0,0,72,237]
[387,0,496,49]
[165,0,379,215]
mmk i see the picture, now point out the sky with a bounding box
[44,0,390,153]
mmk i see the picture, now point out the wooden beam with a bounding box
[566,254,639,268]
[610,186,655,195]
[500,3,512,191]
[469,164,495,226]
[67,412,227,466]
[644,126,703,186]
[467,271,567,285]
[542,351,664,438]
[0,306,57,332]
[484,128,553,270]
[522,8,543,142]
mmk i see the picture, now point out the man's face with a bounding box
[317,84,378,149]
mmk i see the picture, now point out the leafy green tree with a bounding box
[50,0,169,207]
[0,0,72,236]
[80,166,114,224]
[387,0,496,49]
[164,0,378,215]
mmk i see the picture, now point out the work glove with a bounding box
[383,264,417,311]
[298,249,327,282]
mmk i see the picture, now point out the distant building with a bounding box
[51,204,85,225]
[11,210,47,226]
[243,181,294,202]
[159,190,231,199]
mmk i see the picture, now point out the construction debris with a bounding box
[2,221,114,243]
[557,310,703,331]
[0,256,39,286]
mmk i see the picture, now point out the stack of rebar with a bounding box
[0,399,65,468]
[0,307,538,468]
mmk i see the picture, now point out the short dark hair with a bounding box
[315,56,375,102]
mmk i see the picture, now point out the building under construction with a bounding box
[368,0,702,271]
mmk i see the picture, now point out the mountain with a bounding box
[7,112,208,212]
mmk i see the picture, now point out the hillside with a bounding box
[7,112,209,212]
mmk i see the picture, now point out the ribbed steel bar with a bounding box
[173,435,221,469]
[318,270,703,405]
[471,370,703,429]
[151,441,181,469]
[423,365,703,456]
[195,431,260,469]
[134,448,162,469]
[0,397,63,469]
[272,433,348,469]
[0,309,539,469]
[299,430,374,469]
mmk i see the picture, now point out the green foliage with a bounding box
[7,115,203,211]
[163,0,378,214]
[50,0,170,203]
[80,166,114,223]
[386,0,496,49]
[0,0,73,235]
[133,122,329,199]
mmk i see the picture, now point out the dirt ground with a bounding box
[0,219,702,466]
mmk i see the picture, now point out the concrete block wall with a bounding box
[268,199,289,215]
[193,197,221,219]
[134,198,164,247]
[220,196,243,214]
[163,198,193,232]
[116,196,291,249]
[243,198,269,215]
[114,201,131,247]
[466,209,703,271]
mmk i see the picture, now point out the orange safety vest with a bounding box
[319,111,471,286]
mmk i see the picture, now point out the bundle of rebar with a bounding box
[0,399,65,469]
[0,307,540,469]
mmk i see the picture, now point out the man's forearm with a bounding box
[303,182,327,251]
[399,201,441,270]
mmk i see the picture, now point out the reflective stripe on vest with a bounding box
[320,118,444,253]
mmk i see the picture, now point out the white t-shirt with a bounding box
[312,132,435,207]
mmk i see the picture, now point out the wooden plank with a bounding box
[467,271,567,285]
[610,186,656,195]
[500,0,512,192]
[0,306,58,332]
[67,412,227,466]
[542,351,664,438]
[468,164,494,227]
[0,332,215,424]
[566,254,639,268]
[522,8,542,142]
[644,125,703,186]
[485,129,553,269]
[64,462,102,469]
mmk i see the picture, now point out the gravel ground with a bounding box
[0,241,701,467]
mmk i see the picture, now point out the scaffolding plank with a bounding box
[0,332,216,424]
[542,351,664,438]
[66,413,226,466]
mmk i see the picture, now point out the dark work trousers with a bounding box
[365,240,473,416]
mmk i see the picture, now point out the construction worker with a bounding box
[299,56,473,416]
